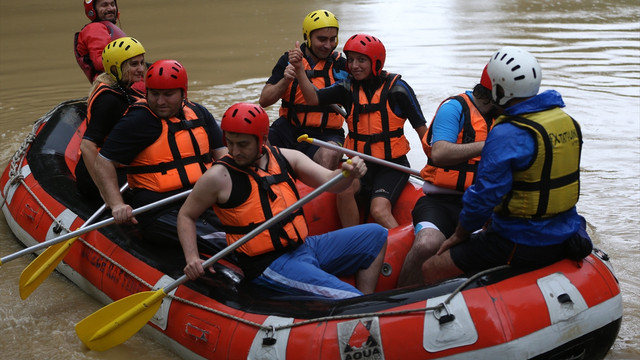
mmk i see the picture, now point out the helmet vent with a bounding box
[532,68,538,79]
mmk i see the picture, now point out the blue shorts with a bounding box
[252,224,387,299]
[268,116,345,159]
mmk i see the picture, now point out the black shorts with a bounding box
[268,116,345,159]
[411,194,463,238]
[449,228,568,273]
[358,156,410,204]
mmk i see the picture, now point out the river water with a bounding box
[0,0,638,359]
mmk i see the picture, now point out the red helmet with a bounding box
[221,103,270,149]
[343,33,386,76]
[146,60,188,97]
[84,0,119,22]
[480,64,492,90]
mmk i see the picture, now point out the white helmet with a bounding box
[487,46,541,106]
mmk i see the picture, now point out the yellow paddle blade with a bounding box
[76,289,166,351]
[19,237,78,300]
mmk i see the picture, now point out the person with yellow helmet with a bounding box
[290,33,428,230]
[75,36,146,201]
[259,9,348,170]
[74,0,127,83]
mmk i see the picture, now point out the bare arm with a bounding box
[94,155,135,224]
[281,148,365,192]
[289,41,320,106]
[178,165,230,280]
[80,139,100,183]
[430,140,484,167]
[259,68,295,108]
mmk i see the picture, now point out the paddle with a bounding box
[75,171,348,351]
[0,189,192,266]
[297,134,422,177]
[18,183,129,300]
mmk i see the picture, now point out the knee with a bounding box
[411,230,443,258]
[369,200,391,220]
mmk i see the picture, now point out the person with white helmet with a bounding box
[75,36,146,201]
[290,33,428,230]
[421,46,592,285]
[259,9,348,170]
[74,0,127,83]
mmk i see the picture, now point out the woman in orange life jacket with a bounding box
[93,60,227,250]
[177,103,387,299]
[75,36,146,202]
[290,34,428,229]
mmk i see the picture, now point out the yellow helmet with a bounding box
[302,9,339,47]
[102,37,145,82]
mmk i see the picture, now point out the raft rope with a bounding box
[3,110,511,335]
[1,106,65,236]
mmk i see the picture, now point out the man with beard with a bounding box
[177,103,388,299]
[74,0,128,83]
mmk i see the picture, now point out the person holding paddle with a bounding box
[259,9,348,170]
[421,47,592,285]
[94,59,227,247]
[289,33,428,229]
[177,103,387,299]
[397,65,496,287]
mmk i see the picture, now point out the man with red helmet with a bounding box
[290,34,428,230]
[94,60,227,248]
[259,9,348,170]
[398,65,497,287]
[74,0,127,83]
[177,103,387,299]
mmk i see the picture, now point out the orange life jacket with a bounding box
[85,82,144,128]
[280,51,344,130]
[68,83,144,173]
[344,73,409,160]
[420,93,494,191]
[214,146,308,257]
[126,100,212,192]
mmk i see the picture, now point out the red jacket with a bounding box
[74,21,126,82]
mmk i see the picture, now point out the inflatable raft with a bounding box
[0,99,622,359]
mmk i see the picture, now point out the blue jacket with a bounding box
[459,90,582,246]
